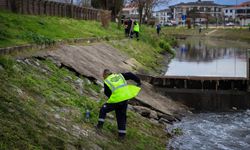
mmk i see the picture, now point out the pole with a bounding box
[235,0,238,25]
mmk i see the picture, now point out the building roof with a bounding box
[171,0,225,7]
[240,1,250,7]
[222,1,250,9]
[124,3,138,8]
[153,8,171,13]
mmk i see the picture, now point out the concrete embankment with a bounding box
[35,42,189,123]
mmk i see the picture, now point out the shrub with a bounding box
[159,40,175,55]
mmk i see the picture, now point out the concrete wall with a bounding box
[138,73,250,111]
[158,88,250,111]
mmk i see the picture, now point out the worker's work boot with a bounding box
[117,133,126,142]
[94,124,103,134]
[117,136,126,142]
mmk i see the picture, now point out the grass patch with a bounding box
[162,26,250,42]
[0,56,168,150]
[0,10,124,47]
[0,10,176,74]
[207,28,250,42]
[110,25,176,74]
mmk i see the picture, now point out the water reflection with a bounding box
[165,37,248,77]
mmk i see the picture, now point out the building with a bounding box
[222,1,250,26]
[121,3,144,20]
[152,9,172,24]
[235,1,250,26]
[170,0,226,24]
[223,7,236,21]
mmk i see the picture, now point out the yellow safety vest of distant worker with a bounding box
[104,73,141,103]
[133,22,140,32]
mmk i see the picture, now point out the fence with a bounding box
[0,0,111,22]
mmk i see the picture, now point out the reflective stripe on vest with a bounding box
[104,73,141,103]
[104,74,127,92]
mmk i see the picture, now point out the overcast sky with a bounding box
[155,0,250,10]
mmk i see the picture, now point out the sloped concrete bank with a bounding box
[34,42,189,124]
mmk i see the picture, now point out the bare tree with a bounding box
[130,0,172,24]
[92,0,124,21]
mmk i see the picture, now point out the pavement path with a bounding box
[205,29,218,36]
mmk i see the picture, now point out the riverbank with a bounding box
[162,27,250,43]
[0,42,188,149]
[0,10,186,150]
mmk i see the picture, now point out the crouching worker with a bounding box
[96,69,141,140]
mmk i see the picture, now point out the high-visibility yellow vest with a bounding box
[104,73,141,103]
[133,22,140,32]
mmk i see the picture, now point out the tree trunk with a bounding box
[70,0,73,18]
[117,11,122,29]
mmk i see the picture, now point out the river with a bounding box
[165,37,249,77]
[168,110,250,150]
[166,37,250,150]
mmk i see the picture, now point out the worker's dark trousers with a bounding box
[97,100,128,137]
[133,31,139,40]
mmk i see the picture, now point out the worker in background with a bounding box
[127,18,133,37]
[156,23,161,36]
[96,69,141,140]
[132,21,140,41]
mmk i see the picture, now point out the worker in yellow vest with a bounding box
[133,21,140,41]
[96,69,141,139]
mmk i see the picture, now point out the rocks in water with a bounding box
[232,107,237,110]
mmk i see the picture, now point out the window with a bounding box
[230,9,232,13]
[225,9,228,13]
[237,9,244,13]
